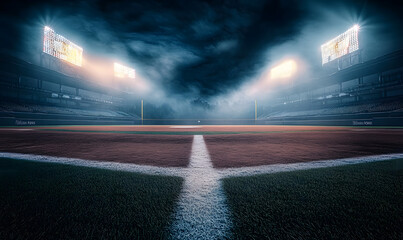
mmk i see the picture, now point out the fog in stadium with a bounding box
[1,1,403,239]
[0,0,402,119]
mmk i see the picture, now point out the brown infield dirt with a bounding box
[204,128,403,168]
[0,130,193,167]
[32,125,347,132]
[0,125,402,168]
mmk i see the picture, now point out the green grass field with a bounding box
[223,159,403,239]
[0,158,183,239]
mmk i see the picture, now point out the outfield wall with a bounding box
[2,113,402,126]
[258,117,403,127]
[0,112,137,126]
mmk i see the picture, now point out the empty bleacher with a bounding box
[0,101,136,118]
[0,55,141,125]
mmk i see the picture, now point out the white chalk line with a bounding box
[1,145,403,240]
[218,153,403,178]
[169,135,232,239]
[1,151,402,178]
[0,152,186,177]
[0,138,233,239]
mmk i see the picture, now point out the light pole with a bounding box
[255,100,257,124]
[141,99,143,125]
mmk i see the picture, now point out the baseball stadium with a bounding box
[1,1,402,239]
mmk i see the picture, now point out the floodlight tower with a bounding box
[255,100,257,124]
[267,59,299,106]
[141,99,144,126]
[41,26,83,77]
[270,59,298,88]
[113,62,136,79]
[321,24,361,71]
[320,24,362,99]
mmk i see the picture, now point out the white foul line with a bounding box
[2,151,402,179]
[218,153,403,178]
[0,152,185,177]
[169,135,232,240]
[1,145,403,240]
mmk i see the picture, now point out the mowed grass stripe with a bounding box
[0,158,183,240]
[223,159,403,240]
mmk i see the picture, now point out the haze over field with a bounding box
[1,0,402,118]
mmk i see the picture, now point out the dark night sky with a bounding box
[0,0,402,116]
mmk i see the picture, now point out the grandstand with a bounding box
[1,24,403,127]
[259,50,403,126]
[0,55,140,126]
[1,48,402,126]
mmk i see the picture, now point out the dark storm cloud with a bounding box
[1,0,403,102]
[0,0,307,98]
[175,1,308,96]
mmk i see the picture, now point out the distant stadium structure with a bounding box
[114,62,135,79]
[0,24,402,126]
[43,26,83,67]
[0,55,141,126]
[0,26,143,126]
[258,50,403,126]
[255,24,403,126]
[321,25,360,65]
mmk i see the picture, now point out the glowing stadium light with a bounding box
[270,60,297,80]
[43,26,83,67]
[114,62,135,79]
[321,25,360,65]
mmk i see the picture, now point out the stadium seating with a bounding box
[0,101,136,118]
[264,101,403,119]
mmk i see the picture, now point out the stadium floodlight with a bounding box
[270,60,297,80]
[114,62,135,79]
[321,25,360,65]
[43,26,83,67]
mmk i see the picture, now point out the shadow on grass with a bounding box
[0,158,183,239]
[223,159,403,239]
